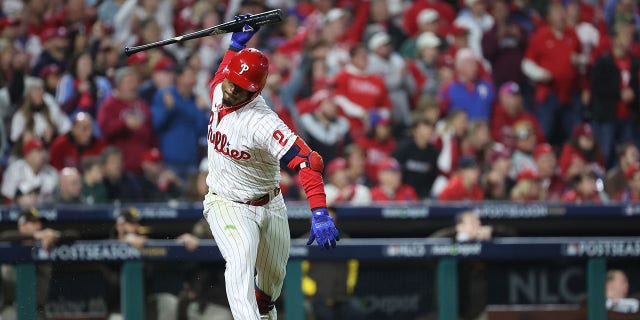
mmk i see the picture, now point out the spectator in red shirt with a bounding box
[561,169,607,203]
[49,112,107,171]
[522,3,584,145]
[490,81,545,151]
[333,44,392,140]
[370,158,419,202]
[438,155,484,201]
[558,123,606,179]
[97,67,155,175]
[403,0,456,37]
[357,112,397,184]
[615,164,640,201]
[534,143,566,202]
[590,23,638,167]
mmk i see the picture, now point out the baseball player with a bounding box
[202,15,340,320]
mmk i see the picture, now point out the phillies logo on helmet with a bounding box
[239,63,249,75]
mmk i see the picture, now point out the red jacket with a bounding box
[438,175,484,201]
[97,95,155,174]
[371,185,419,202]
[490,103,546,151]
[49,133,107,171]
[524,25,581,104]
[558,143,605,178]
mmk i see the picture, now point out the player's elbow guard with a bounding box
[281,137,324,173]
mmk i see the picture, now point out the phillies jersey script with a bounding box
[206,83,296,201]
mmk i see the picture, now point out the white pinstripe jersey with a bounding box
[206,82,297,202]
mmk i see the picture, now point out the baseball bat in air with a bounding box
[123,9,284,56]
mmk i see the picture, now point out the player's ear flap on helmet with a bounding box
[308,151,324,172]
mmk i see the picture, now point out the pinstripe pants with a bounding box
[203,192,290,320]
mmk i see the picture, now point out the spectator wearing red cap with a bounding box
[438,155,484,201]
[454,0,495,59]
[56,52,112,117]
[481,143,514,200]
[439,48,495,121]
[32,27,69,77]
[534,143,566,202]
[49,112,107,171]
[393,116,439,199]
[561,169,607,203]
[299,89,350,166]
[39,64,62,96]
[522,3,583,145]
[137,148,182,202]
[126,51,150,80]
[481,0,528,88]
[97,67,155,175]
[139,56,177,106]
[439,25,471,73]
[324,157,372,205]
[370,158,419,202]
[333,44,392,140]
[403,0,456,38]
[511,168,545,202]
[357,112,397,184]
[490,81,545,151]
[10,77,71,145]
[151,65,209,181]
[1,138,58,203]
[509,119,538,179]
[590,23,638,167]
[605,143,640,198]
[614,164,640,201]
[558,122,605,179]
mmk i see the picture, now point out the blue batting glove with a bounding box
[230,14,259,51]
[306,208,340,249]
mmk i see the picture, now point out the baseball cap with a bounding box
[516,168,540,183]
[126,51,148,65]
[488,143,511,162]
[378,158,401,172]
[153,56,176,72]
[39,64,62,79]
[22,138,44,156]
[117,207,141,224]
[457,155,478,169]
[417,9,439,25]
[325,8,346,23]
[450,25,470,37]
[534,143,554,160]
[142,148,163,163]
[416,32,441,49]
[18,208,42,225]
[572,123,594,138]
[14,180,41,198]
[368,32,391,51]
[40,27,68,43]
[499,81,521,96]
[625,163,640,180]
[369,111,391,128]
[326,157,348,177]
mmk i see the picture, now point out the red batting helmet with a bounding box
[223,48,269,93]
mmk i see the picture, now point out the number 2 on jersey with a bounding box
[272,130,288,146]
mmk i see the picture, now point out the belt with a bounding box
[215,187,281,206]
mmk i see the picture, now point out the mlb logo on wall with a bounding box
[565,243,580,256]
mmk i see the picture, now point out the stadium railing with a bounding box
[2,236,640,320]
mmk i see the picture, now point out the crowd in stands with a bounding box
[1,0,640,208]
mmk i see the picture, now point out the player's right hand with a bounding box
[230,14,259,51]
[307,208,340,249]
